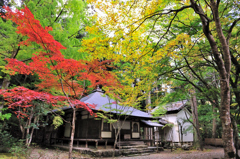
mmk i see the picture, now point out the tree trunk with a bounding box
[26,109,34,146]
[113,127,120,158]
[146,91,151,113]
[1,46,19,90]
[219,82,235,158]
[27,116,38,147]
[189,1,235,157]
[189,90,203,151]
[26,120,31,146]
[231,116,240,159]
[179,125,183,146]
[211,2,235,157]
[212,104,217,138]
[18,117,25,139]
[2,78,10,90]
[146,91,151,140]
[69,108,76,159]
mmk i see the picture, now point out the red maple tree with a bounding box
[0,86,94,146]
[1,6,119,157]
[2,6,118,96]
[0,86,94,118]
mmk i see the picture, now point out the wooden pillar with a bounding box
[85,141,88,148]
[153,127,155,146]
[144,127,148,140]
[95,140,98,149]
[42,126,46,144]
[105,140,108,149]
[99,119,102,139]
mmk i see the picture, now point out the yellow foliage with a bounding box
[82,0,211,110]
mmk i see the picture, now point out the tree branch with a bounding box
[50,1,68,27]
[227,18,240,44]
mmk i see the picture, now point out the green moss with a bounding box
[0,153,17,158]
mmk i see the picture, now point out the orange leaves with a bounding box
[0,86,65,117]
[85,59,119,87]
[5,59,32,75]
[0,86,95,118]
[2,6,120,99]
[2,6,66,56]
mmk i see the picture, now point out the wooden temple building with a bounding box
[34,89,163,150]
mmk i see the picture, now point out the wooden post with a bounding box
[105,140,108,149]
[86,141,88,148]
[153,127,155,146]
[95,140,98,149]
[77,140,79,147]
[99,119,102,139]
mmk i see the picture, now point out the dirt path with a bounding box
[118,148,224,159]
[27,147,225,159]
[115,146,240,159]
[102,146,236,159]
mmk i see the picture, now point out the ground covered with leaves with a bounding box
[0,146,91,159]
[118,146,226,159]
[1,145,238,159]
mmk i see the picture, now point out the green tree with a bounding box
[86,0,240,158]
[0,0,91,89]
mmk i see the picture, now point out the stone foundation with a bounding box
[53,145,164,157]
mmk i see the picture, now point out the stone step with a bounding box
[121,147,156,155]
[120,145,148,149]
[126,154,140,157]
[118,141,145,145]
[117,141,146,148]
[141,153,150,156]
[53,144,163,157]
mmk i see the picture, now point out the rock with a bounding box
[182,144,192,150]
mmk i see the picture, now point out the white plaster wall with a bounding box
[176,109,193,142]
[101,132,112,138]
[132,133,140,138]
[161,114,179,142]
[160,110,193,142]
[112,121,130,130]
[162,114,177,125]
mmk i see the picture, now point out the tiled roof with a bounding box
[80,91,153,119]
[151,100,188,115]
[158,118,169,125]
[141,120,164,127]
[150,100,188,125]
[164,100,187,112]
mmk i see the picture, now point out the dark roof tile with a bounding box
[80,91,153,118]
[165,100,187,112]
